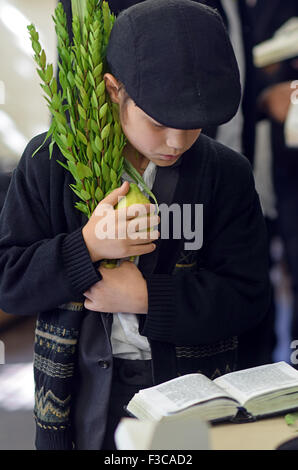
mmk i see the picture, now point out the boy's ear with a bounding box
[104,73,121,103]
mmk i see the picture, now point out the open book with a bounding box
[126,362,298,424]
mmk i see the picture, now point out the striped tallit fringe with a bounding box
[34,302,84,449]
[34,353,74,379]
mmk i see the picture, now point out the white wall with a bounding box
[0,0,57,169]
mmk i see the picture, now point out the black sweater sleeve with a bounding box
[142,150,271,345]
[0,140,101,316]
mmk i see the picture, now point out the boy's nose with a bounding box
[165,129,187,151]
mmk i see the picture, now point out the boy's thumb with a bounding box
[99,181,130,208]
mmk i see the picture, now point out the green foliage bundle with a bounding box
[27,0,158,220]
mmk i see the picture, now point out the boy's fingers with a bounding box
[127,230,160,243]
[116,203,157,220]
[127,243,157,257]
[126,215,160,232]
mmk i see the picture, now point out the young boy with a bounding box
[0,0,270,450]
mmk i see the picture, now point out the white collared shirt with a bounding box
[110,160,157,360]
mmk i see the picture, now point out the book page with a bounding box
[214,362,298,405]
[139,374,235,414]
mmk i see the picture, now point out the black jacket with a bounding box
[0,132,270,448]
[0,172,12,212]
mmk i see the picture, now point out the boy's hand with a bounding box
[83,260,148,314]
[258,81,293,123]
[82,181,160,263]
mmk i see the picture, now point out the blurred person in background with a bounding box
[60,0,275,369]
[249,0,298,365]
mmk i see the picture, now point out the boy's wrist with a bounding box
[82,225,99,263]
[63,228,102,294]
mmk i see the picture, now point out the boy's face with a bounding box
[120,99,202,167]
[104,74,202,168]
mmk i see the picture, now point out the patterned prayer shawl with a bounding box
[34,302,84,450]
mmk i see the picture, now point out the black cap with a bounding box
[106,0,241,130]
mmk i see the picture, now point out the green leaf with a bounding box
[88,55,94,71]
[93,161,101,178]
[60,48,71,66]
[78,104,87,120]
[68,162,80,182]
[67,133,74,147]
[40,84,52,98]
[49,139,55,160]
[96,80,105,97]
[87,142,93,160]
[60,147,76,162]
[91,119,99,133]
[90,180,95,199]
[45,64,53,83]
[75,75,83,88]
[31,123,55,158]
[98,94,106,108]
[112,146,120,160]
[87,70,96,89]
[101,123,110,140]
[285,413,298,426]
[80,189,91,201]
[110,168,117,183]
[101,161,110,184]
[51,94,60,110]
[93,63,103,78]
[79,86,89,103]
[58,133,68,148]
[80,44,88,59]
[33,40,42,55]
[99,102,108,119]
[50,77,58,95]
[66,88,72,107]
[52,110,67,126]
[40,49,46,69]
[77,130,88,146]
[70,184,83,199]
[56,159,69,171]
[112,155,120,171]
[37,68,45,81]
[114,121,121,137]
[76,162,93,179]
[70,116,77,135]
[75,201,90,217]
[111,180,118,191]
[71,0,87,29]
[91,90,98,108]
[67,71,75,88]
[95,186,104,202]
[55,120,67,135]
[95,135,103,152]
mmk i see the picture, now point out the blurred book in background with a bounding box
[253,18,298,68]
